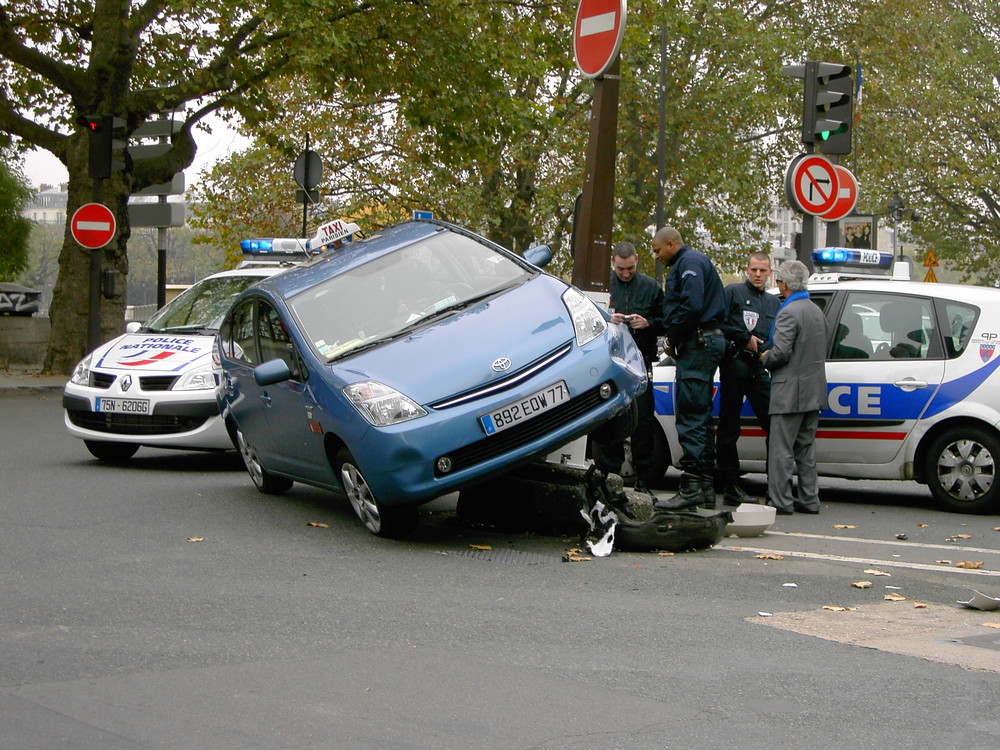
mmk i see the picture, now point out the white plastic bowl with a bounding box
[727,503,777,538]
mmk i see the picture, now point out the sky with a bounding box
[19,116,250,190]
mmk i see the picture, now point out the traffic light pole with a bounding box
[88,176,104,352]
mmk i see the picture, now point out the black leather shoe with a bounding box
[654,473,702,511]
[722,483,758,506]
[764,499,794,516]
[793,503,820,514]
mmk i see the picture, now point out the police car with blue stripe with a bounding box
[61,223,359,461]
[650,247,1000,514]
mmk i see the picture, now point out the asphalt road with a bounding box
[3,392,1000,750]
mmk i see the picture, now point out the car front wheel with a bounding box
[926,426,1000,514]
[335,448,418,537]
[84,440,139,462]
[235,425,292,495]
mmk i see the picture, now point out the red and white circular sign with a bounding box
[819,165,859,221]
[70,203,117,249]
[573,0,627,79]
[785,154,839,216]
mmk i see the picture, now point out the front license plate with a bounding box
[95,397,150,415]
[480,381,570,435]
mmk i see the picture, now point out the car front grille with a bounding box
[67,410,208,436]
[435,383,613,475]
[91,372,116,389]
[140,375,179,391]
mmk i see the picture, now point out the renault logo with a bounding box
[120,374,133,392]
[492,357,512,372]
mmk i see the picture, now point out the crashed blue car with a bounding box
[216,219,646,536]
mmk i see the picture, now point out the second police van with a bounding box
[648,248,1000,514]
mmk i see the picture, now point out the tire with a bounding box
[591,400,639,444]
[235,425,292,495]
[336,448,418,537]
[925,426,1000,514]
[84,440,139,463]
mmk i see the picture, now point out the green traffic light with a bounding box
[819,123,848,141]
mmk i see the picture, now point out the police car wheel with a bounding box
[84,440,139,463]
[926,426,1000,514]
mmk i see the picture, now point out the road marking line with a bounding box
[719,545,1000,576]
[762,530,1000,555]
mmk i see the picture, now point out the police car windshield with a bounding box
[143,275,262,333]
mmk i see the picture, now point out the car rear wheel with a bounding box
[336,448,418,537]
[235,426,292,495]
[926,426,1000,514]
[84,440,139,462]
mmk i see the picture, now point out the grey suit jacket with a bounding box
[762,297,828,415]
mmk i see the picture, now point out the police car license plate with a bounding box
[480,381,569,435]
[95,397,150,415]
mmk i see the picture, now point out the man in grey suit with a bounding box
[760,260,828,514]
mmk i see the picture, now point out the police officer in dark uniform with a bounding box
[651,226,727,510]
[716,251,781,506]
[594,241,664,493]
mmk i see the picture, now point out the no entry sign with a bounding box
[819,165,859,221]
[573,0,627,78]
[71,203,116,249]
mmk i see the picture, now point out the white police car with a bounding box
[61,223,359,462]
[650,248,1000,514]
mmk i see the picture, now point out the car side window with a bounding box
[223,299,258,365]
[942,300,978,359]
[840,292,938,360]
[257,301,297,373]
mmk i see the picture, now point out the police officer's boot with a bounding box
[700,474,718,509]
[654,472,702,511]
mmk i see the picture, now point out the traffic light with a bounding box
[782,61,854,155]
[76,114,126,179]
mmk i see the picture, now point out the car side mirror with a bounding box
[254,358,293,386]
[523,245,552,269]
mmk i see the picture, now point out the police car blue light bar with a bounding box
[812,247,894,269]
[240,238,310,255]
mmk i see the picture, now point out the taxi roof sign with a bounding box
[307,218,361,252]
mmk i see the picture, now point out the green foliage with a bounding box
[0,152,34,279]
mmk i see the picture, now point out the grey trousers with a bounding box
[766,410,820,511]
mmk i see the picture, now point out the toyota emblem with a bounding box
[492,357,512,372]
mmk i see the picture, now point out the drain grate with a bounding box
[449,548,558,565]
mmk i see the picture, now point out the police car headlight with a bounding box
[344,381,427,426]
[563,287,606,347]
[70,353,93,386]
[175,363,218,391]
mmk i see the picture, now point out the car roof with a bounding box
[809,276,1000,303]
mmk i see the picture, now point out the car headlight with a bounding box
[174,363,219,391]
[562,287,606,347]
[344,381,427,426]
[70,353,93,386]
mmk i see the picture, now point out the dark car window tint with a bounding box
[227,299,258,365]
[258,301,296,371]
[943,300,978,359]
[840,292,938,360]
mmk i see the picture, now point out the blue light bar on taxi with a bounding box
[240,238,310,255]
[812,247,894,269]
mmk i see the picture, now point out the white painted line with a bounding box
[580,11,616,36]
[77,220,111,231]
[720,545,1000,576]
[763,530,1000,556]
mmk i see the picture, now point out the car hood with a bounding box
[331,275,581,400]
[90,332,216,373]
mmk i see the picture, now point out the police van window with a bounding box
[943,301,977,358]
[840,293,938,360]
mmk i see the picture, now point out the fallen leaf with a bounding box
[755,553,784,560]
[947,534,973,541]
[993,527,1000,532]
[956,561,985,569]
[822,605,858,612]
[469,544,492,550]
[864,569,892,577]
[983,622,1000,629]
[913,602,928,609]
[916,523,928,527]
[884,592,907,601]
[186,537,205,543]
[306,522,330,528]
[851,581,873,589]
[832,524,857,529]
[657,551,675,556]
[562,554,591,563]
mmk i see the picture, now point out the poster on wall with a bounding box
[839,216,876,250]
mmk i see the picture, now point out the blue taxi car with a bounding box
[215,220,647,536]
[650,248,1000,514]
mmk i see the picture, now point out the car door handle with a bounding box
[260,392,272,406]
[893,378,928,391]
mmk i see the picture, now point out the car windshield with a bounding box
[290,231,535,360]
[144,275,262,333]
